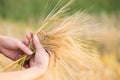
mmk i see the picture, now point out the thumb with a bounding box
[33,35,49,66]
[33,35,46,55]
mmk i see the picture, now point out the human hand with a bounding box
[24,34,49,70]
[0,34,49,80]
[0,35,33,60]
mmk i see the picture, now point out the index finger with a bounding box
[17,42,33,55]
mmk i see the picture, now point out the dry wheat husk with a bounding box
[0,0,110,80]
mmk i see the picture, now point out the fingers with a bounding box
[23,60,30,68]
[33,35,45,53]
[22,39,28,46]
[32,35,49,67]
[26,32,34,41]
[23,32,34,46]
[17,42,33,55]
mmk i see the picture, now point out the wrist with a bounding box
[23,66,46,80]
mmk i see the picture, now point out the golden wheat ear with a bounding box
[1,0,103,80]
[36,12,103,80]
[1,0,74,71]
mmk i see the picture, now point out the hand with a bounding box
[0,35,33,60]
[0,34,49,80]
[30,35,49,68]
[24,34,49,71]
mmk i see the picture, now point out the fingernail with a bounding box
[29,51,33,55]
[33,35,39,41]
[28,33,31,38]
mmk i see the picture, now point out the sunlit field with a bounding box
[0,14,120,80]
[0,0,120,80]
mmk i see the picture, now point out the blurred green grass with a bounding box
[0,0,120,79]
[0,0,120,22]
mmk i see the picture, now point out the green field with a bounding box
[0,0,120,21]
[0,0,120,80]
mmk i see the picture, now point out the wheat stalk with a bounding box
[1,0,103,80]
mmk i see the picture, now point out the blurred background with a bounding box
[0,0,120,80]
[0,0,120,21]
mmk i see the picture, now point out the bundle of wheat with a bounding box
[1,0,106,80]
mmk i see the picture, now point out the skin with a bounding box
[0,33,49,80]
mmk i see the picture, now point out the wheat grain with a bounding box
[1,0,103,80]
